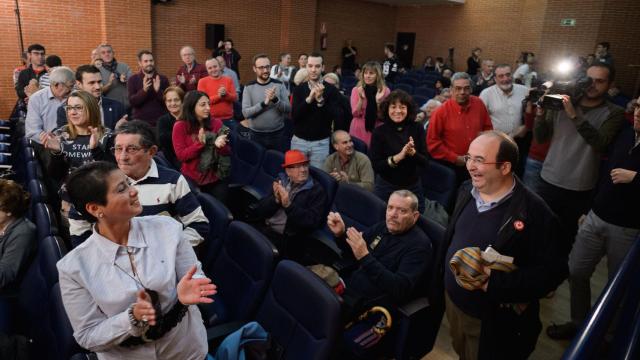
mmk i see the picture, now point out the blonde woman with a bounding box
[41,90,110,184]
[349,61,390,146]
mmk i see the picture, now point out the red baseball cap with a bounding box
[282,150,310,168]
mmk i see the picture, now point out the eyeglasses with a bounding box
[65,105,84,112]
[111,145,147,155]
[463,155,506,166]
[453,86,472,93]
[255,65,271,70]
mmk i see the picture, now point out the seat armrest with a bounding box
[310,228,343,257]
[241,185,265,201]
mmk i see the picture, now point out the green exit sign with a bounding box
[561,18,576,26]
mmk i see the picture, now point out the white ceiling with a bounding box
[364,0,465,6]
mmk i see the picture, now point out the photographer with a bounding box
[533,63,625,248]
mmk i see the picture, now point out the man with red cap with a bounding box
[253,150,328,259]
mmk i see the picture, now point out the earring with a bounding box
[98,213,104,218]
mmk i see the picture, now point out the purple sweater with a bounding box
[127,71,169,127]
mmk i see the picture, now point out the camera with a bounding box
[527,76,593,110]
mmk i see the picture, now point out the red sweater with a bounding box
[524,110,551,162]
[427,96,493,163]
[172,118,231,185]
[197,76,237,120]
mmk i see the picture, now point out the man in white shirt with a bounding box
[480,64,529,176]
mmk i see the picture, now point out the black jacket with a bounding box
[438,178,569,359]
[255,177,327,236]
[291,81,339,141]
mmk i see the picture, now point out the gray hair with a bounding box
[180,45,195,55]
[323,72,340,88]
[331,130,349,144]
[440,87,451,95]
[494,63,512,72]
[451,72,471,83]
[391,190,419,211]
[49,66,75,85]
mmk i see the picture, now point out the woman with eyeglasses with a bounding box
[157,86,185,170]
[40,90,110,184]
[57,161,215,359]
[370,90,428,213]
[173,90,231,203]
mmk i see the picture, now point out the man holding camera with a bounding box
[533,63,624,250]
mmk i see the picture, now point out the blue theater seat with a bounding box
[34,202,59,242]
[414,86,436,99]
[200,221,278,327]
[196,192,234,273]
[229,135,265,186]
[253,260,341,359]
[394,83,414,95]
[421,160,457,211]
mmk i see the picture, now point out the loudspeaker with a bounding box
[205,24,225,49]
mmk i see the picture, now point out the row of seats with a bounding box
[0,120,12,173]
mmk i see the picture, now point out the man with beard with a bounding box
[291,52,340,168]
[241,54,290,151]
[480,64,529,175]
[97,44,132,109]
[534,63,625,249]
[127,50,169,127]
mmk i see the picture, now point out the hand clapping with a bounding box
[177,265,217,306]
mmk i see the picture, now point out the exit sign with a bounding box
[561,18,576,26]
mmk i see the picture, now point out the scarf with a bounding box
[364,85,378,132]
[102,59,119,74]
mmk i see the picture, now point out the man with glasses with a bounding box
[16,44,47,101]
[252,150,327,260]
[176,45,207,92]
[440,130,566,359]
[25,66,75,145]
[427,72,492,185]
[241,53,290,151]
[67,120,209,248]
[97,44,132,109]
[56,65,127,130]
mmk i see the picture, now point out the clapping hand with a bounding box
[214,134,227,149]
[133,289,157,326]
[177,74,186,84]
[402,136,416,157]
[143,76,152,92]
[177,265,217,305]
[264,87,276,105]
[346,227,369,260]
[327,211,346,237]
[40,132,61,152]
[611,168,637,184]
[152,75,161,92]
[218,86,227,97]
[88,126,100,149]
[375,88,386,104]
[198,128,206,144]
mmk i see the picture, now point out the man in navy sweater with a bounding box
[327,190,432,308]
[547,98,640,340]
[440,131,567,360]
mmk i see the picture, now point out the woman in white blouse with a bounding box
[57,161,216,359]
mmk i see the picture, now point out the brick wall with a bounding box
[0,0,151,118]
[315,0,397,73]
[2,0,638,118]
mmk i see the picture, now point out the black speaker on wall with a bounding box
[205,24,225,49]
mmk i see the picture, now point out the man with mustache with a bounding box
[127,50,169,127]
[327,189,431,309]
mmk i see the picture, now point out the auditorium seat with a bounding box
[242,149,285,200]
[27,160,43,182]
[48,283,87,360]
[421,159,457,211]
[17,236,67,358]
[34,202,59,242]
[413,95,429,108]
[414,86,436,99]
[253,260,341,359]
[394,83,414,95]
[28,178,48,204]
[397,77,418,88]
[196,192,234,273]
[229,135,265,186]
[389,216,444,359]
[200,221,278,327]
[309,166,337,217]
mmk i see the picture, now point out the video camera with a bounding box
[527,59,593,110]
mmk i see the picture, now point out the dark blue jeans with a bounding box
[250,127,288,153]
[374,175,426,214]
